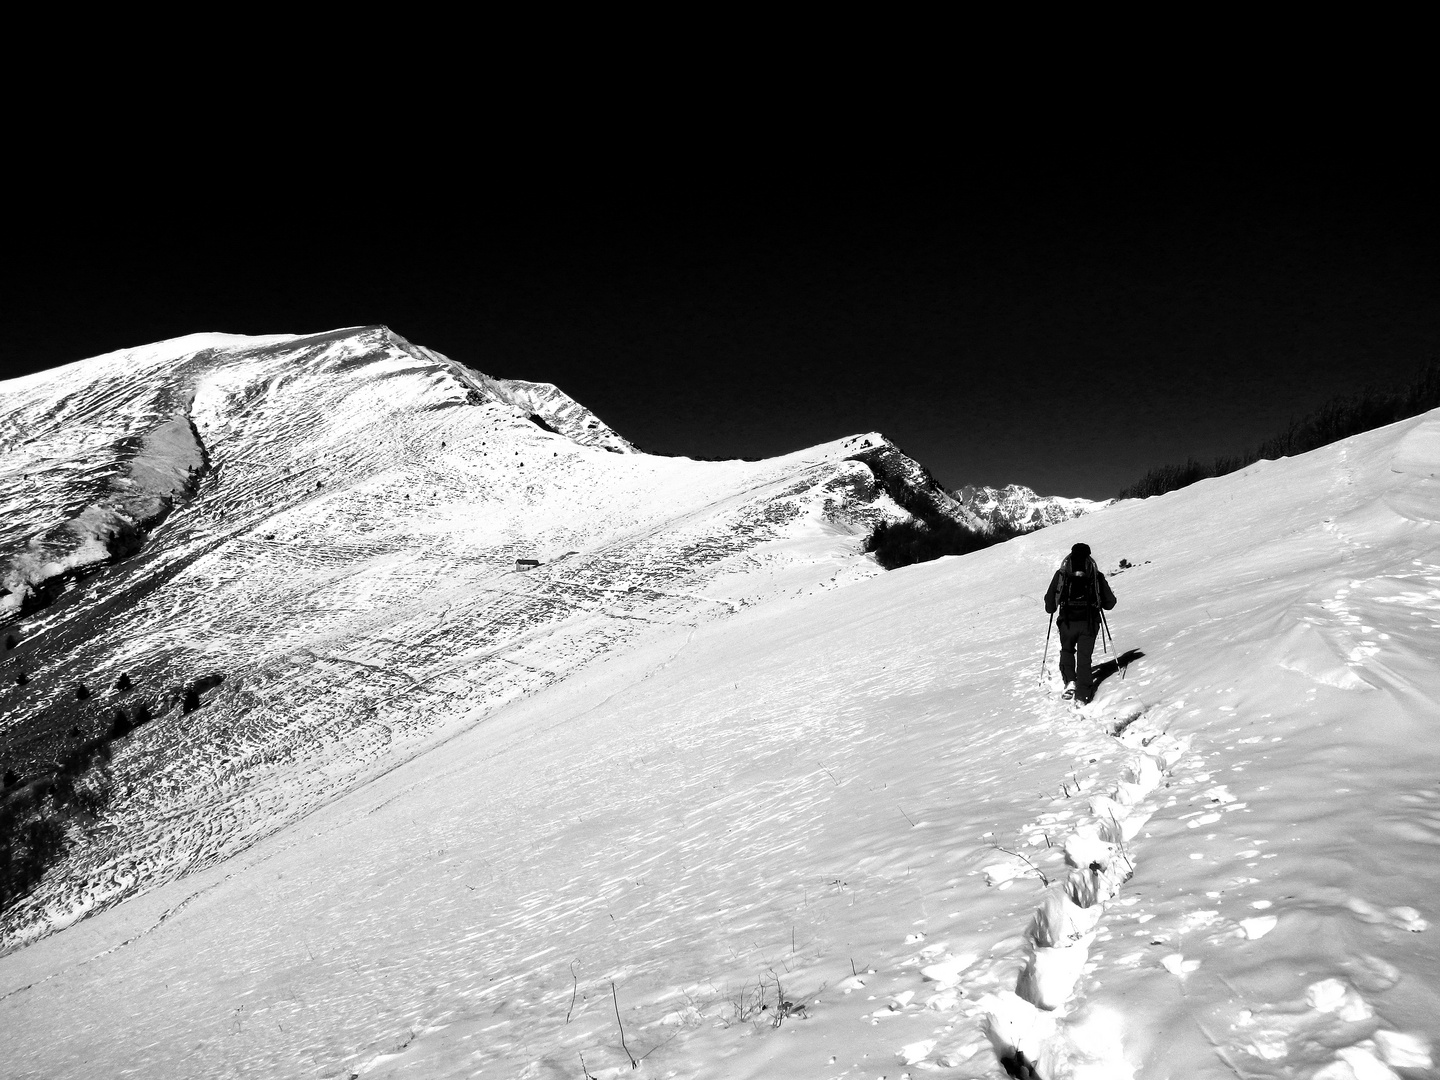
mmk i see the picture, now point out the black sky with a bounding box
[5,122,1436,499]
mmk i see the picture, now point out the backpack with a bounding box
[1057,555,1100,623]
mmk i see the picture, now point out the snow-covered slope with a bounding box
[3,338,1439,1080]
[956,483,1110,531]
[0,327,952,947]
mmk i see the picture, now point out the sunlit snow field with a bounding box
[0,329,900,941]
[3,362,1440,1077]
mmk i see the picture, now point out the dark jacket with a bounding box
[1045,560,1117,617]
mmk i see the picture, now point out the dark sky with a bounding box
[5,127,1437,499]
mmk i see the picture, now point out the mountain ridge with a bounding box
[1,326,986,946]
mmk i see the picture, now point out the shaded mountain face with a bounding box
[954,483,1110,532]
[0,326,965,944]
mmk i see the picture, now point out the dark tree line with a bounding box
[1117,362,1440,501]
[865,516,1033,570]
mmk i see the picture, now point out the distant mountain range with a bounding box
[953,483,1111,532]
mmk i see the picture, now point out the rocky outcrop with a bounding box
[847,441,989,532]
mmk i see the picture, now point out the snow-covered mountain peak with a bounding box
[1,327,962,947]
[1,327,654,615]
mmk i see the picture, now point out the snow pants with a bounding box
[1058,618,1097,701]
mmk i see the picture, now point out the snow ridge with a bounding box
[387,333,636,453]
[848,439,990,532]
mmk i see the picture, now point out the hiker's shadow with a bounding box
[1090,649,1145,693]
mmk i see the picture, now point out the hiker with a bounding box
[1044,542,1116,704]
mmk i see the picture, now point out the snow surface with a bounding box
[2,335,1440,1079]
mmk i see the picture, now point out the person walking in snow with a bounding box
[1044,542,1116,704]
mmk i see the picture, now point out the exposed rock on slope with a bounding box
[1,414,208,618]
[847,440,989,532]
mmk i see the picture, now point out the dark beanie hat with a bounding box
[1070,543,1091,562]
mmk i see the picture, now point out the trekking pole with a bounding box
[1099,608,1113,656]
[1038,610,1054,685]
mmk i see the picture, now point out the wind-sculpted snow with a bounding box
[3,338,1439,1079]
